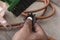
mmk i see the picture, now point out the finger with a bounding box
[34,23,46,33]
[34,23,48,40]
[19,23,24,29]
[34,23,43,32]
[34,22,47,36]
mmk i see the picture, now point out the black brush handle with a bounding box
[32,20,35,32]
[32,14,36,32]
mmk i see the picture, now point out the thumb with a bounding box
[24,19,32,26]
[12,19,32,40]
[23,18,32,32]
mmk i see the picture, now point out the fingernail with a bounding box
[26,19,32,23]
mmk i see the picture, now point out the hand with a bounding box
[12,19,48,40]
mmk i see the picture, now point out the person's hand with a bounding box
[12,19,48,40]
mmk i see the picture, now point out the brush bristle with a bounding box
[11,0,36,16]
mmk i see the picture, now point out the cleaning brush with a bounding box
[2,0,36,16]
[11,0,36,16]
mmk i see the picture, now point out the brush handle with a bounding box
[32,20,35,32]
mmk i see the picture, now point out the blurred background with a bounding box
[0,0,60,40]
